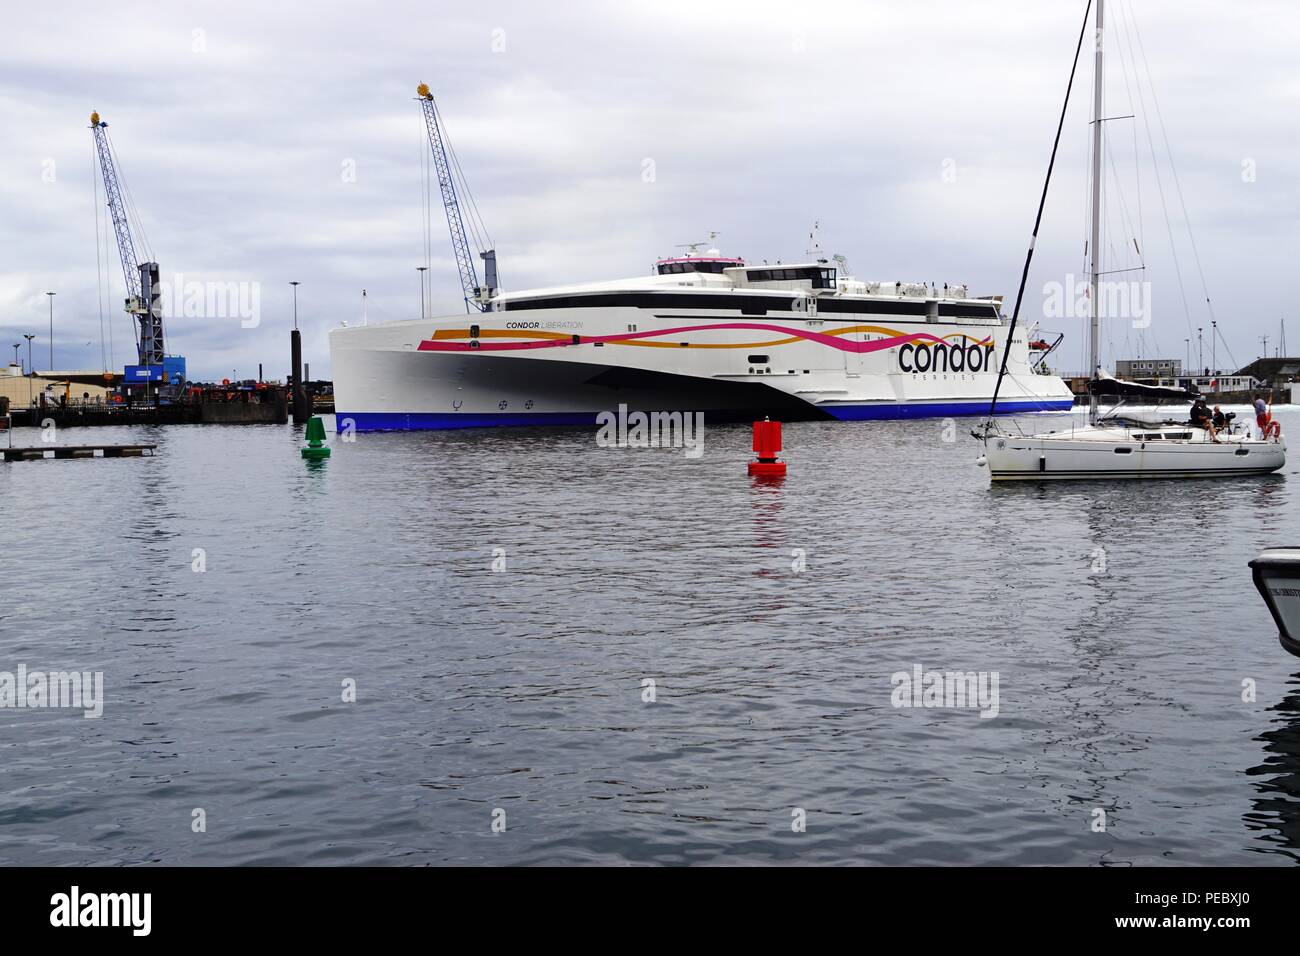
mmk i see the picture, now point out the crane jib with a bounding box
[91,123,142,302]
[419,95,482,312]
[91,118,165,367]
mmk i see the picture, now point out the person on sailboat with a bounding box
[1191,398,1221,442]
[1255,392,1281,441]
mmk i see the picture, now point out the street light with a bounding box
[417,266,428,320]
[1211,320,1217,374]
[11,343,18,369]
[23,334,35,407]
[290,281,300,330]
[45,292,55,371]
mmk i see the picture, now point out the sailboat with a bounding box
[983,381,1285,479]
[977,0,1285,481]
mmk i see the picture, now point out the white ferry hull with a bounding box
[330,306,1073,431]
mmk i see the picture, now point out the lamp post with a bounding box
[23,334,35,407]
[417,266,428,320]
[45,292,55,371]
[1197,326,1204,375]
[290,281,300,330]
[1211,320,1216,374]
[11,343,18,369]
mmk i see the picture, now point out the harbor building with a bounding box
[1115,358,1182,382]
[1,364,113,411]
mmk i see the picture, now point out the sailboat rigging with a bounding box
[984,0,1093,427]
[977,0,1285,481]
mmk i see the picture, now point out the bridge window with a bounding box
[743,266,836,289]
[656,259,744,275]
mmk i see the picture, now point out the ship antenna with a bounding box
[805,220,824,259]
[675,234,720,256]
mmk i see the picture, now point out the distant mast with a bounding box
[1088,0,1105,422]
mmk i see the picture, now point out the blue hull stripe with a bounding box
[820,399,1074,421]
[338,411,598,431]
[336,399,1074,432]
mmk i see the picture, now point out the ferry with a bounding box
[329,246,1073,431]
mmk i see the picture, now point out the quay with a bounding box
[0,380,289,427]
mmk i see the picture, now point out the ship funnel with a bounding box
[481,249,498,297]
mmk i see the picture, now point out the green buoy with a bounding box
[301,416,331,459]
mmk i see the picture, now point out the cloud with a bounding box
[0,0,1297,379]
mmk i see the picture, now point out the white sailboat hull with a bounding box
[985,424,1286,480]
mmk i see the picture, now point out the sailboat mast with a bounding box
[1088,0,1105,421]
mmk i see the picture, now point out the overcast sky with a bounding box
[1,0,1297,380]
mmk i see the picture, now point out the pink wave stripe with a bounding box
[416,322,993,354]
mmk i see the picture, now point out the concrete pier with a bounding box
[6,387,288,427]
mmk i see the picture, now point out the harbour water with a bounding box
[2,407,1299,865]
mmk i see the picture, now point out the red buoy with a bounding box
[748,418,787,476]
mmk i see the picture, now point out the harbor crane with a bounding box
[90,111,181,385]
[416,84,496,313]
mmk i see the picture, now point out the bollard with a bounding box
[291,328,307,425]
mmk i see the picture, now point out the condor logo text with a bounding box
[898,341,994,374]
